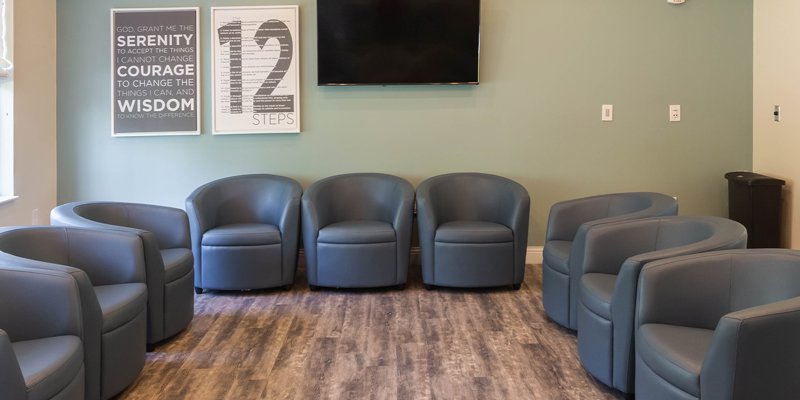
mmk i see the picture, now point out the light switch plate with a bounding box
[602,104,613,121]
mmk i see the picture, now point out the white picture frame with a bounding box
[211,5,300,134]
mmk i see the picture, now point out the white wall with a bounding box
[753,0,800,247]
[0,0,57,225]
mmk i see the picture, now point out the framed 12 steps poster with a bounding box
[212,6,300,134]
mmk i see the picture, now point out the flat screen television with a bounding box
[317,0,481,86]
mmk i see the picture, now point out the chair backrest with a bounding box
[0,227,70,265]
[187,174,302,227]
[305,173,413,224]
[418,172,527,224]
[64,201,189,250]
[638,249,800,330]
[547,192,677,243]
[726,251,800,312]
[0,227,146,286]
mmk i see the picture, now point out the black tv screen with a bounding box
[317,0,481,86]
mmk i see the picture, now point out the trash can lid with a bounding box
[725,171,786,186]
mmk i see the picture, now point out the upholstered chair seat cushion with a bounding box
[637,324,713,398]
[13,336,84,400]
[435,221,512,243]
[318,221,396,244]
[201,223,281,246]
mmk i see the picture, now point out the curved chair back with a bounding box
[0,226,151,400]
[53,201,191,250]
[576,216,747,394]
[186,174,302,228]
[417,172,529,225]
[637,249,800,399]
[51,201,194,345]
[303,173,414,225]
[543,192,678,330]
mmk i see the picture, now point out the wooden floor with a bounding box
[118,264,622,399]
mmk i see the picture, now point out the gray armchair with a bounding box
[302,173,414,289]
[416,173,530,289]
[0,226,148,400]
[0,265,86,400]
[186,174,302,292]
[636,249,800,400]
[542,192,678,329]
[575,216,747,394]
[51,201,194,346]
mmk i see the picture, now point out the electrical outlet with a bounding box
[669,105,681,122]
[31,209,39,225]
[774,105,781,122]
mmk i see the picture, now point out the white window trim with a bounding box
[0,0,11,76]
[0,0,13,201]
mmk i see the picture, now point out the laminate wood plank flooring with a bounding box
[118,264,623,399]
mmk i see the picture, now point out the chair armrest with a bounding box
[301,192,323,274]
[500,183,530,280]
[186,183,219,259]
[390,180,415,281]
[702,297,800,400]
[390,181,415,232]
[0,329,26,400]
[272,183,303,236]
[275,186,302,276]
[415,181,439,275]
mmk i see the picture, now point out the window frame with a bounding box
[0,0,15,204]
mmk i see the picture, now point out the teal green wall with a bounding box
[57,0,753,245]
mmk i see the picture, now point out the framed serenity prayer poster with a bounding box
[111,7,200,136]
[212,6,300,134]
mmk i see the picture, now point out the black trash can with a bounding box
[725,171,785,248]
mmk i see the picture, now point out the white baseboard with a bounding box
[300,246,543,265]
[526,246,544,265]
